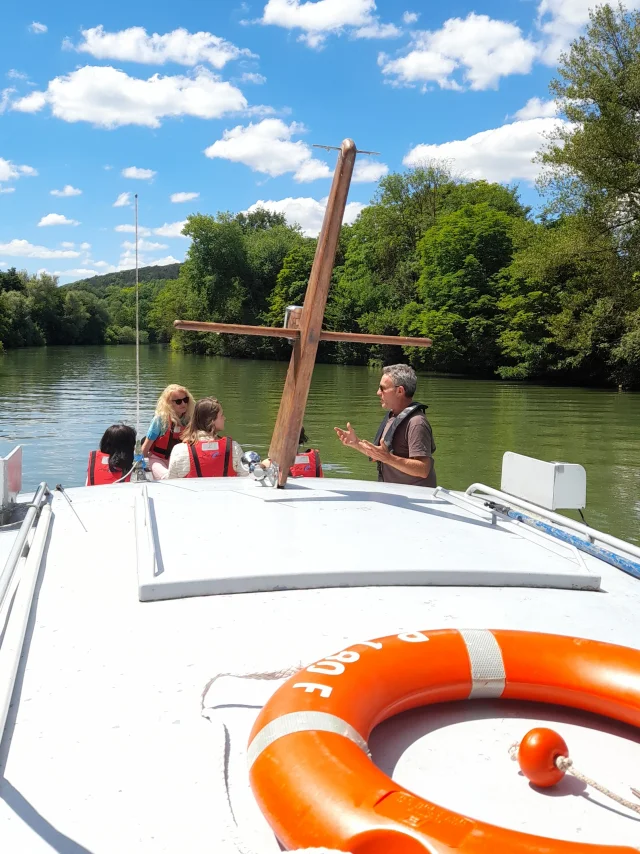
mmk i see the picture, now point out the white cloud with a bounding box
[11,66,248,129]
[514,97,558,121]
[0,239,80,258]
[536,0,640,63]
[122,239,169,251]
[204,118,331,181]
[7,69,29,81]
[12,90,47,113]
[60,268,103,277]
[38,213,80,227]
[353,21,401,39]
[117,247,184,270]
[379,13,537,91]
[0,187,16,194]
[246,195,366,237]
[29,22,47,34]
[80,242,91,250]
[353,158,388,183]
[113,192,131,207]
[240,72,266,84]
[50,184,82,197]
[293,159,332,181]
[402,11,419,24]
[60,241,75,248]
[0,158,38,183]
[113,223,151,237]
[69,25,254,69]
[0,88,15,114]
[261,0,399,48]
[153,221,188,238]
[115,224,152,236]
[115,221,188,239]
[170,191,200,203]
[122,166,156,180]
[403,116,566,183]
[148,255,182,266]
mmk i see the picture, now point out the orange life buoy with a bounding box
[248,629,640,853]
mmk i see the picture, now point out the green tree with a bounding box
[540,3,640,247]
[530,3,640,386]
[27,273,64,343]
[413,203,518,372]
[265,240,317,326]
[0,267,26,293]
[0,290,44,347]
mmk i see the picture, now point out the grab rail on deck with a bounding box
[0,482,49,612]
[0,502,53,743]
[464,483,640,564]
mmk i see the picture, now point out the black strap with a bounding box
[372,402,428,479]
[167,428,180,456]
[89,451,96,486]
[189,444,203,478]
[313,450,321,477]
[223,437,232,477]
[374,402,427,451]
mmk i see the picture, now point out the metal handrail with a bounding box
[0,503,52,741]
[464,483,640,563]
[0,482,49,612]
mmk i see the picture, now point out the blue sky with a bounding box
[0,0,625,282]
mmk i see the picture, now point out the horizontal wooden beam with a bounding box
[173,319,432,348]
[317,330,432,347]
[174,320,296,339]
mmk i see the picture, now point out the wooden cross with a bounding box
[174,139,432,487]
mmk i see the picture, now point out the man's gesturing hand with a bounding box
[334,422,359,448]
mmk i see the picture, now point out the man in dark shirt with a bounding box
[334,364,437,488]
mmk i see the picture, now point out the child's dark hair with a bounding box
[99,423,136,474]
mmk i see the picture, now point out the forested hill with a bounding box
[64,263,181,295]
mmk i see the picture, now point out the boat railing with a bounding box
[0,482,52,743]
[464,482,640,564]
[0,482,49,611]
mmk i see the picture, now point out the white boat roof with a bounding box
[1,476,640,852]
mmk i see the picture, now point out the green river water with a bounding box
[0,345,638,543]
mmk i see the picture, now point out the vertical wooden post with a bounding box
[268,139,357,486]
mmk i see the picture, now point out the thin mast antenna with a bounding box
[134,193,140,438]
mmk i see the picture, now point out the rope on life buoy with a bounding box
[509,729,640,816]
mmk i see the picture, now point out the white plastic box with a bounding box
[500,451,586,510]
[0,445,22,513]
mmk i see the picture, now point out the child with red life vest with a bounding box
[86,424,136,486]
[262,428,324,478]
[141,384,194,481]
[289,427,323,478]
[166,397,249,479]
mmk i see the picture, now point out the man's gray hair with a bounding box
[382,364,417,398]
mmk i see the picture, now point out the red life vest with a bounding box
[86,451,131,486]
[289,449,323,478]
[150,420,184,459]
[185,437,237,478]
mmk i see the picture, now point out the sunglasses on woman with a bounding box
[172,396,189,405]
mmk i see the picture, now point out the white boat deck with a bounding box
[1,478,640,852]
[135,478,601,600]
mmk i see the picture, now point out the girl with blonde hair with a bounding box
[167,397,248,479]
[141,384,195,480]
